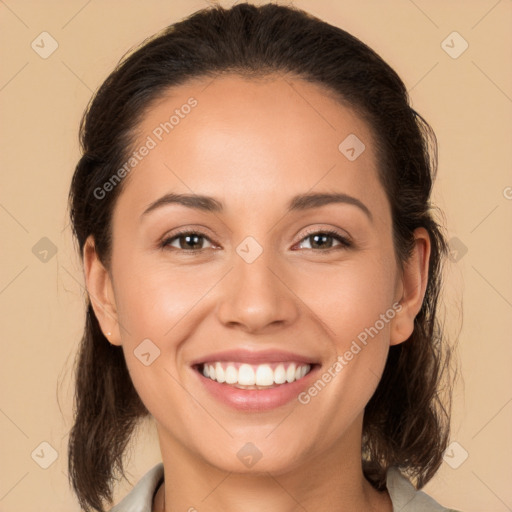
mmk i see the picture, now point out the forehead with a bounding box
[116,73,385,217]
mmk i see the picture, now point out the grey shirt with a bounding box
[109,463,461,512]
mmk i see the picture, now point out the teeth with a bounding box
[215,362,225,383]
[255,364,274,386]
[200,361,312,387]
[238,364,255,385]
[225,365,238,384]
[286,364,296,383]
[274,364,286,384]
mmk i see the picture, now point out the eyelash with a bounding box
[160,227,352,254]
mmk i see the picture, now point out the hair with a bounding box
[67,3,453,511]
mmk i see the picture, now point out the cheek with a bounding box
[110,257,200,421]
[112,253,212,340]
[295,251,397,402]
[294,254,397,341]
[110,253,220,406]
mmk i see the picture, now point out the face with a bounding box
[86,74,426,475]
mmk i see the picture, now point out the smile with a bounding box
[193,360,320,411]
[199,361,312,389]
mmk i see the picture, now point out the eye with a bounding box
[161,230,215,251]
[160,227,352,253]
[295,228,352,252]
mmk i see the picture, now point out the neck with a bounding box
[153,418,392,512]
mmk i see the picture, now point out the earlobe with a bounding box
[83,236,122,346]
[390,228,431,346]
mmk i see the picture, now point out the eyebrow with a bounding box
[141,192,372,221]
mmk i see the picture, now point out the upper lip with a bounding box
[190,349,318,366]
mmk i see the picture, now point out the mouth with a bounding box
[189,349,321,410]
[194,361,315,390]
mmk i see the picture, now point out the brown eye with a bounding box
[296,230,351,251]
[162,231,214,251]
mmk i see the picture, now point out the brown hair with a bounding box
[67,3,453,511]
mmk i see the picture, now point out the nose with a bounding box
[215,245,300,333]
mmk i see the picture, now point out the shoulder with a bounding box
[108,463,164,512]
[386,466,462,512]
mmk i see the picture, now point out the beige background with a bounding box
[1,0,511,510]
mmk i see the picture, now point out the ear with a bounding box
[83,235,122,346]
[390,227,431,346]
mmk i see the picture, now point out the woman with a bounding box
[67,3,460,511]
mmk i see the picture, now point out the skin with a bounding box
[84,74,430,512]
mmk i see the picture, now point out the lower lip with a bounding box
[194,365,320,411]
